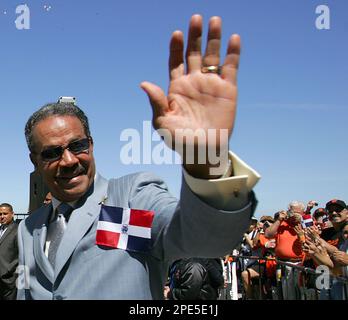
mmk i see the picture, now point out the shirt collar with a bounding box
[51,197,78,211]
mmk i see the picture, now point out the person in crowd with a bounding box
[167,257,224,300]
[17,14,260,300]
[313,207,332,231]
[0,203,19,300]
[220,255,232,300]
[320,199,348,248]
[265,203,305,262]
[265,202,306,299]
[241,215,276,299]
[303,200,348,300]
[238,217,259,270]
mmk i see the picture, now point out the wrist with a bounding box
[183,152,230,179]
[297,233,305,242]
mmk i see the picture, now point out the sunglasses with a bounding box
[327,207,345,214]
[39,137,91,162]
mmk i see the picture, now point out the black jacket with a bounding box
[168,258,224,300]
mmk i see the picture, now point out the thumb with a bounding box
[140,81,168,119]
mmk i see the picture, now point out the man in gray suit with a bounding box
[0,203,18,300]
[17,15,260,299]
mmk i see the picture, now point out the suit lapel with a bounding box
[54,174,108,279]
[33,205,54,283]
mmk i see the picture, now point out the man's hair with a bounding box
[288,201,305,212]
[0,203,13,212]
[25,102,91,153]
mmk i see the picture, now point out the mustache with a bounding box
[56,164,86,179]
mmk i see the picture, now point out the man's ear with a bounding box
[29,153,38,169]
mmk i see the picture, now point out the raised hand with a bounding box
[331,250,348,266]
[293,224,305,241]
[141,15,241,178]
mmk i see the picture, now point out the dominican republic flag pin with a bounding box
[96,205,155,252]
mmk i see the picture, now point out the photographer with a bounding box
[265,202,306,300]
[265,203,304,261]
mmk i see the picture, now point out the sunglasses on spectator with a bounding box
[39,137,91,162]
[327,207,346,214]
[260,220,273,223]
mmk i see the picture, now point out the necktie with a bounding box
[47,203,73,268]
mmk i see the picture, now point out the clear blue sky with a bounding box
[0,0,347,217]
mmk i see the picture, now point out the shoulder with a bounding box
[9,222,19,232]
[180,259,206,275]
[110,171,168,189]
[109,171,172,199]
[18,205,49,235]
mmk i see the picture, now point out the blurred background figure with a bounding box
[265,202,306,300]
[241,215,276,299]
[0,203,19,300]
[239,217,258,271]
[167,257,224,300]
[313,207,332,231]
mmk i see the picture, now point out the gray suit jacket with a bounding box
[17,172,255,300]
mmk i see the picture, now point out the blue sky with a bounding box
[0,0,347,217]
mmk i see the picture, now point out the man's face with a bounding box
[287,205,303,225]
[0,206,14,225]
[30,115,96,203]
[327,205,348,225]
[289,205,304,216]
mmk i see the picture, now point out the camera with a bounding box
[287,210,294,219]
[263,221,271,229]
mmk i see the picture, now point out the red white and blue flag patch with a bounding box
[96,205,155,252]
[301,214,314,228]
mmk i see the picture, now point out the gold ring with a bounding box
[201,65,222,74]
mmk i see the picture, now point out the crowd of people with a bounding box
[165,199,347,300]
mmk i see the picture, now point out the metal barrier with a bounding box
[226,255,348,300]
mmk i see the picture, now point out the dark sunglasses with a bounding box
[327,207,345,214]
[39,137,91,162]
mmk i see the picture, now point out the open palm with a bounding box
[141,15,241,177]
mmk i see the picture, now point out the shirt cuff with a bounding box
[183,151,261,211]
